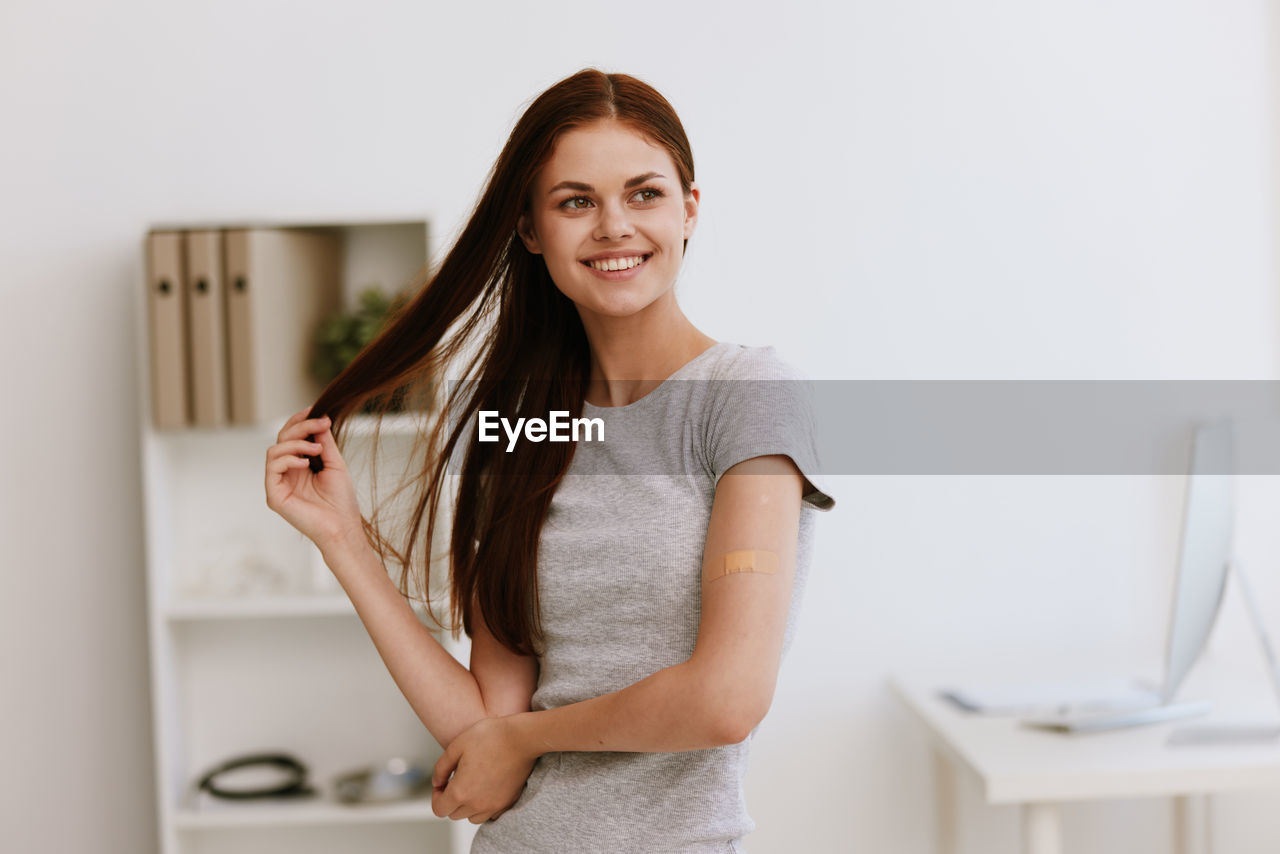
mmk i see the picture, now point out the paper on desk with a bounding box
[939,676,1162,716]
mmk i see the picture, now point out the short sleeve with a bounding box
[705,346,835,512]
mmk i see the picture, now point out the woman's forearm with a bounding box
[323,533,489,747]
[508,659,753,757]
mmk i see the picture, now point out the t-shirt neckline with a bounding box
[582,341,732,414]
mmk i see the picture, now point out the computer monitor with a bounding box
[980,418,1276,734]
[1160,419,1280,743]
[1160,418,1234,705]
[1016,420,1238,733]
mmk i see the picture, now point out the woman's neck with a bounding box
[579,304,716,408]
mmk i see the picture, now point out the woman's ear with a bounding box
[682,183,700,239]
[516,213,542,254]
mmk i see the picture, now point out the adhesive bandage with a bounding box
[706,549,780,582]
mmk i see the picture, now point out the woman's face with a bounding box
[517,119,699,324]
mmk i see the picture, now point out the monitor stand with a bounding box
[1167,559,1280,746]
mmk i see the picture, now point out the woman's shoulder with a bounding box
[694,342,835,511]
[695,341,805,383]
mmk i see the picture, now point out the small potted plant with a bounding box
[311,285,428,413]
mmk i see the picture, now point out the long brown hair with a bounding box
[306,68,697,656]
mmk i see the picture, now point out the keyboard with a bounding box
[1019,700,1212,733]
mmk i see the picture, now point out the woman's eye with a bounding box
[560,188,663,210]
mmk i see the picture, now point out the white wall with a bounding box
[2,1,1277,852]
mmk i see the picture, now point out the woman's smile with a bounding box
[581,252,653,279]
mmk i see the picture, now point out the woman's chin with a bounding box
[575,291,666,321]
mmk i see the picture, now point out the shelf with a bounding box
[165,595,434,621]
[173,796,444,829]
[140,219,453,854]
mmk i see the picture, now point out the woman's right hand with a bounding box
[265,408,364,556]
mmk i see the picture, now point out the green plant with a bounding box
[311,285,412,411]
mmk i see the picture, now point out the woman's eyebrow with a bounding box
[547,172,667,194]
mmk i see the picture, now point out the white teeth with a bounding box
[587,255,647,272]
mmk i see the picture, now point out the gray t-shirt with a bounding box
[471,341,835,854]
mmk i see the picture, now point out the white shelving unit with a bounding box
[137,220,477,854]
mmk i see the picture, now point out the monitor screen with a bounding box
[1161,419,1235,705]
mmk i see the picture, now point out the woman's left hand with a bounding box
[431,715,537,823]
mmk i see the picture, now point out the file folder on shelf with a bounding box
[145,231,188,430]
[183,230,228,427]
[224,228,343,426]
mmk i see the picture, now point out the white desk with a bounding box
[889,666,1280,854]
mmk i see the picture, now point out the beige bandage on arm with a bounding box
[705,549,781,582]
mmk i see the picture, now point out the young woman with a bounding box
[265,68,834,853]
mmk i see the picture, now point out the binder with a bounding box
[145,231,188,429]
[224,228,343,425]
[183,230,228,427]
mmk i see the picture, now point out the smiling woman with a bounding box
[515,117,699,334]
[263,68,833,854]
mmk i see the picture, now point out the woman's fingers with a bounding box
[265,412,362,552]
[277,412,330,444]
[430,786,451,818]
[265,441,316,477]
[266,453,312,479]
[267,438,323,460]
[448,804,491,819]
[432,748,459,789]
[265,454,310,514]
[265,438,324,503]
[276,407,311,441]
[311,424,348,470]
[279,417,330,444]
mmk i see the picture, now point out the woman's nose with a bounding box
[593,201,634,240]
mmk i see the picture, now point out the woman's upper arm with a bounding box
[469,598,538,718]
[689,454,805,740]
